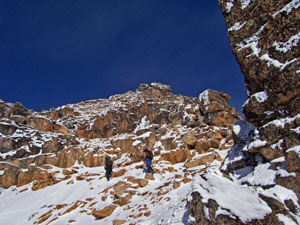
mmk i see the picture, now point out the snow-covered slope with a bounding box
[0,83,240,224]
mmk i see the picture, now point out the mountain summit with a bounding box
[0,83,241,224]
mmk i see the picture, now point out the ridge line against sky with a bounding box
[0,1,246,114]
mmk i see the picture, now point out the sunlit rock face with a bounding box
[0,83,240,190]
[0,83,242,224]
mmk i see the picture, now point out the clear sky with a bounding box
[0,0,247,114]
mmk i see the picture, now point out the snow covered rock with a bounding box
[0,83,241,224]
[188,167,299,224]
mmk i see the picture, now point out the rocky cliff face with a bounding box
[219,0,300,126]
[0,83,241,224]
[187,1,300,224]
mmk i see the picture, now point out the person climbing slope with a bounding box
[105,156,113,181]
[143,149,154,174]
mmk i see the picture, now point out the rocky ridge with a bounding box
[0,83,241,224]
[187,1,300,224]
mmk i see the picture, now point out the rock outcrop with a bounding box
[218,0,300,126]
[0,83,242,224]
[187,1,300,224]
[0,83,240,191]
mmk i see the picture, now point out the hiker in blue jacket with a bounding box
[143,149,154,174]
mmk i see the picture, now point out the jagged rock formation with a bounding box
[0,83,241,224]
[188,1,300,224]
[0,84,240,189]
[218,0,300,126]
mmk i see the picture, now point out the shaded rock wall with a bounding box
[218,0,300,126]
[187,2,300,225]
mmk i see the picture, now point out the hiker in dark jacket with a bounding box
[105,156,113,181]
[143,149,154,174]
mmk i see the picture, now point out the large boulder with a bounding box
[137,83,173,99]
[92,205,118,219]
[199,89,241,127]
[0,163,20,188]
[0,137,16,153]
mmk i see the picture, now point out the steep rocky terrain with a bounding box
[187,1,300,224]
[0,83,241,224]
[1,1,299,224]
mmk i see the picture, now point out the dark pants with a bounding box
[105,166,112,180]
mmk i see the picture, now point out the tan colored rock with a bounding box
[82,153,105,167]
[62,168,76,175]
[113,220,127,225]
[111,138,134,153]
[0,137,16,153]
[182,177,192,183]
[91,113,121,138]
[161,137,176,151]
[32,180,53,191]
[171,150,187,164]
[127,177,148,187]
[42,138,63,154]
[145,173,155,180]
[162,150,187,164]
[183,130,197,146]
[173,181,181,189]
[45,156,58,166]
[195,139,211,153]
[57,147,83,168]
[0,164,19,188]
[137,179,148,187]
[53,123,72,135]
[92,205,117,219]
[112,169,126,178]
[113,181,132,198]
[26,116,53,132]
[17,170,33,187]
[199,89,230,113]
[208,111,241,128]
[118,193,133,206]
[185,153,215,168]
[136,132,156,150]
[144,211,152,217]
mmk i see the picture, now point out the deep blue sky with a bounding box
[0,0,246,114]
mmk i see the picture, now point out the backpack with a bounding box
[147,150,153,160]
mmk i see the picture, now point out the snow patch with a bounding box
[237,163,277,186]
[271,139,284,150]
[273,0,300,18]
[265,111,274,115]
[225,1,234,13]
[254,90,269,103]
[190,167,271,223]
[240,0,255,9]
[199,90,210,106]
[291,126,300,134]
[248,139,267,149]
[232,120,255,141]
[286,145,300,158]
[260,54,297,71]
[273,32,300,53]
[277,214,297,225]
[228,21,247,32]
[264,114,300,129]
